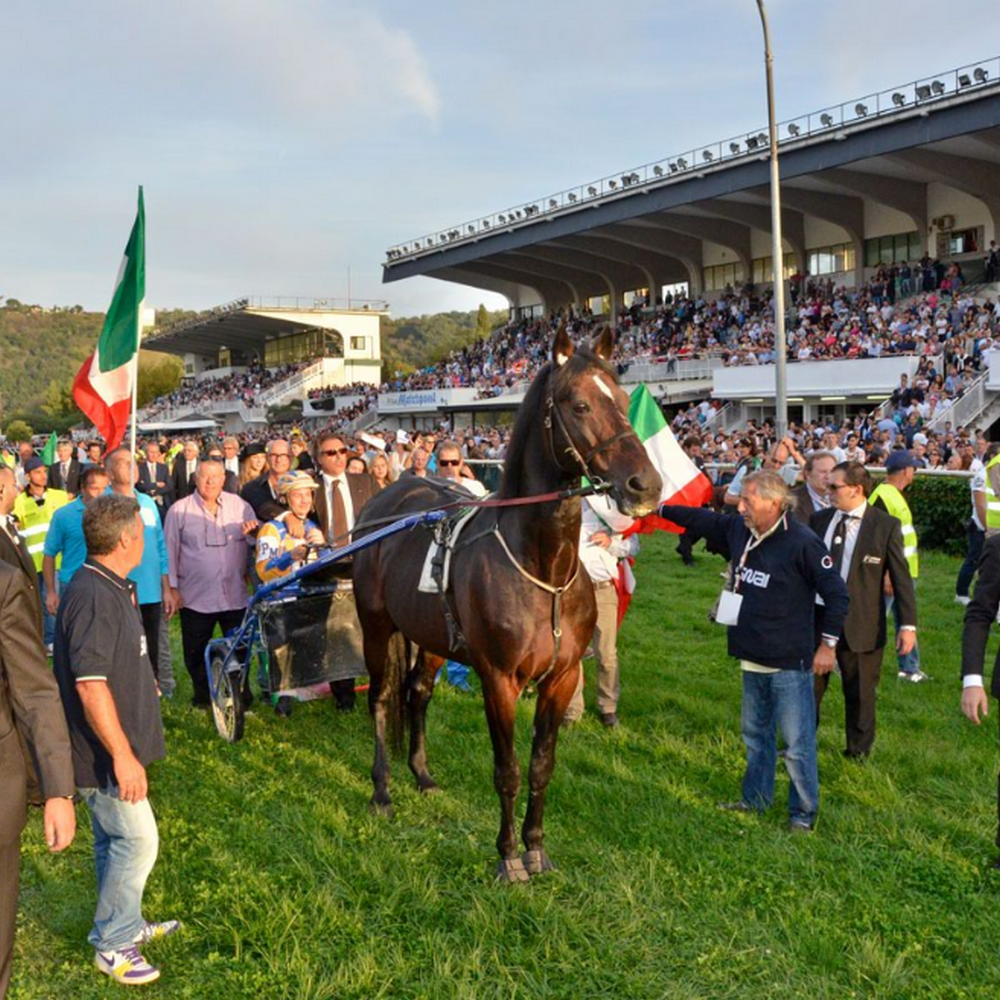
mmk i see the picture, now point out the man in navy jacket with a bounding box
[662,470,849,832]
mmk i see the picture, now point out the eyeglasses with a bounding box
[321,448,348,457]
[827,483,850,491]
[438,459,460,467]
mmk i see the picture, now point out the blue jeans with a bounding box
[37,572,55,647]
[78,786,159,952]
[956,521,985,598]
[886,594,921,674]
[741,669,819,826]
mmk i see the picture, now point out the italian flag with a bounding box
[73,187,145,454]
[625,383,712,536]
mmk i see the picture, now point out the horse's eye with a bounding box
[573,401,590,415]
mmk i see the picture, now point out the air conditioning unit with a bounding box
[934,214,956,230]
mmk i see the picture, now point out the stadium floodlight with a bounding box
[677,157,688,169]
[668,162,678,173]
[915,84,932,100]
[855,102,868,116]
[498,214,506,223]
[620,175,631,186]
[757,133,768,145]
[549,198,558,208]
[608,180,617,190]
[729,141,741,154]
[483,220,490,228]
[515,210,522,219]
[653,165,664,177]
[892,92,906,107]
[702,150,713,162]
[820,113,834,127]
[746,135,759,150]
[787,123,800,137]
[931,80,945,95]
[468,225,475,233]
[958,74,972,88]
[568,192,578,203]
[414,241,421,249]
[587,185,598,196]
[975,67,989,84]
[630,172,640,183]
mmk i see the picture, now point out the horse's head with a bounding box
[547,325,663,517]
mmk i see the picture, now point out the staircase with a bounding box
[925,370,996,432]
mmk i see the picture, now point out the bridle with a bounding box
[543,365,640,487]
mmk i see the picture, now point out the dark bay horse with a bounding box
[352,326,662,881]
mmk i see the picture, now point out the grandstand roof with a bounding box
[144,296,389,357]
[382,58,1000,307]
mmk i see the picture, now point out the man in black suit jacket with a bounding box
[790,451,835,525]
[811,461,917,758]
[136,441,173,514]
[312,431,377,711]
[961,533,1000,861]
[47,440,81,496]
[0,553,76,996]
[169,440,201,502]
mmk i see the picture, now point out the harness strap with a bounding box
[491,525,581,683]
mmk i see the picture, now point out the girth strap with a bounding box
[491,526,580,683]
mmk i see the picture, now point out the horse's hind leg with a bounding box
[365,626,395,816]
[408,650,443,793]
[521,661,580,876]
[481,670,529,883]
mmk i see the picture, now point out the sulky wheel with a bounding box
[209,648,245,743]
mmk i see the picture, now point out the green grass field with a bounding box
[11,534,1000,999]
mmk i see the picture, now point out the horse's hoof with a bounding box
[495,858,531,884]
[417,779,441,794]
[369,800,394,818]
[522,849,555,876]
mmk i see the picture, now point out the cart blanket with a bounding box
[260,579,365,693]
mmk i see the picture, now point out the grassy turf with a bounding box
[11,534,1000,999]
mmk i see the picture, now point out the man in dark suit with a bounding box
[0,551,76,995]
[240,439,292,523]
[205,446,240,495]
[811,461,917,758]
[790,451,835,525]
[47,440,81,497]
[169,440,200,502]
[136,440,173,514]
[312,431,377,711]
[961,532,1000,864]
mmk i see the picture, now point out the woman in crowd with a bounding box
[239,443,268,488]
[369,452,392,490]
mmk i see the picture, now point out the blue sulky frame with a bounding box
[203,509,448,742]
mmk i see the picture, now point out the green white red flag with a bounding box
[625,383,712,536]
[73,187,145,453]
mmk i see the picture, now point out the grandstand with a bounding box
[139,296,386,432]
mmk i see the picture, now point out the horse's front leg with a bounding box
[521,660,579,876]
[480,669,529,883]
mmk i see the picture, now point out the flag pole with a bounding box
[130,184,143,461]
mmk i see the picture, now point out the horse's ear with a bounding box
[552,325,574,367]
[592,325,614,362]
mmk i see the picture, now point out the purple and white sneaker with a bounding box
[134,920,182,945]
[95,944,161,985]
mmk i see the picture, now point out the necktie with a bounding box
[330,479,347,546]
[831,514,848,575]
[62,462,69,482]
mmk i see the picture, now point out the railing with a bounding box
[925,370,990,430]
[244,295,389,313]
[385,56,1000,264]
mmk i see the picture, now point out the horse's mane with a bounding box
[499,349,617,497]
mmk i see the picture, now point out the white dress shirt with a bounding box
[822,501,867,582]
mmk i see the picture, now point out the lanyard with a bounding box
[732,515,784,593]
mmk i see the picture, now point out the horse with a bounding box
[352,325,662,882]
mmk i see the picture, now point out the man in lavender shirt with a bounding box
[163,460,258,707]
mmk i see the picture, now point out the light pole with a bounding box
[756,0,787,438]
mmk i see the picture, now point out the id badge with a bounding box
[715,588,743,626]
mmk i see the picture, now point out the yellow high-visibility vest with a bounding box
[870,482,918,578]
[12,487,69,571]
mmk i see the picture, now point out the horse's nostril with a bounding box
[626,475,646,496]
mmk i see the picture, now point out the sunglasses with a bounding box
[321,447,349,457]
[438,459,461,467]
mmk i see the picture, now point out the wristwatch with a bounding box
[821,636,838,649]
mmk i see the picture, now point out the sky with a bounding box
[2,1,997,319]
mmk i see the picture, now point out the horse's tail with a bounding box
[385,632,412,754]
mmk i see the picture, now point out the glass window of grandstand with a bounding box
[807,243,855,276]
[750,253,795,285]
[350,336,366,351]
[264,329,343,367]
[948,227,983,255]
[863,232,922,268]
[623,289,650,309]
[702,262,745,291]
